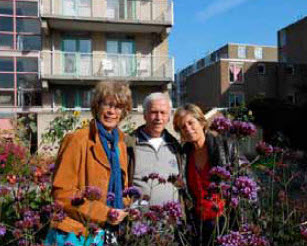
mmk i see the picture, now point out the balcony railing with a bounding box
[40,51,174,81]
[41,0,173,25]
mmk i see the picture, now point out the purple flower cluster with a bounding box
[217,227,270,246]
[210,117,256,138]
[210,117,232,134]
[233,176,259,201]
[127,208,141,221]
[107,192,115,202]
[301,225,307,241]
[83,186,102,201]
[15,210,40,230]
[108,208,119,222]
[230,121,257,138]
[0,185,10,197]
[142,173,171,185]
[0,224,6,237]
[163,201,182,224]
[209,166,231,180]
[131,222,149,237]
[256,141,273,156]
[123,186,142,199]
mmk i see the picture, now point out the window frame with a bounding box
[238,46,247,59]
[229,62,244,84]
[229,92,245,108]
[257,63,266,75]
[254,47,263,60]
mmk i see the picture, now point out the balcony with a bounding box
[41,0,173,33]
[40,51,174,84]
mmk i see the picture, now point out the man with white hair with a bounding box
[126,92,183,205]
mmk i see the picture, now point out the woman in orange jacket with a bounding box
[45,82,132,246]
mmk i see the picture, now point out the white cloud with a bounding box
[197,0,250,22]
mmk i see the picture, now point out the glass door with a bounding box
[63,0,77,16]
[63,0,91,17]
[106,39,136,77]
[62,38,92,76]
[107,0,136,20]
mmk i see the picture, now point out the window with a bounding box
[0,34,14,49]
[229,93,244,107]
[0,73,14,88]
[257,64,265,75]
[0,17,13,31]
[0,57,40,107]
[18,91,41,107]
[16,19,40,33]
[0,58,14,72]
[254,47,263,59]
[53,88,93,108]
[17,58,38,72]
[229,63,243,83]
[0,1,13,15]
[0,91,14,106]
[238,46,246,58]
[286,64,295,75]
[17,74,40,89]
[279,30,287,47]
[17,35,41,51]
[16,2,38,16]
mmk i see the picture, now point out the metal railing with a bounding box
[41,0,173,25]
[40,51,174,80]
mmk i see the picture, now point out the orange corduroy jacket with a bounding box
[50,119,129,235]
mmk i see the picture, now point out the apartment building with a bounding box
[0,0,174,141]
[40,0,174,110]
[0,0,41,129]
[277,16,307,104]
[174,43,278,108]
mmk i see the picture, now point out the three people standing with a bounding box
[46,81,229,246]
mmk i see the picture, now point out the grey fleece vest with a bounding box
[133,140,180,206]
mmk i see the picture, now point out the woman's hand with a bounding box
[107,209,128,225]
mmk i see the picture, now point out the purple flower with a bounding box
[131,222,149,237]
[209,166,231,180]
[163,201,182,224]
[144,211,159,222]
[230,197,239,208]
[233,176,259,201]
[52,210,66,222]
[210,117,232,134]
[301,225,307,241]
[107,192,115,202]
[148,173,160,180]
[256,141,273,155]
[123,186,142,199]
[0,186,10,197]
[230,121,257,138]
[127,208,141,221]
[158,177,166,184]
[108,209,119,222]
[149,205,164,213]
[83,186,102,201]
[0,224,6,237]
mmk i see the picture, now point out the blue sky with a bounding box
[170,0,307,71]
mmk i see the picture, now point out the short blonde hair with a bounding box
[91,82,132,121]
[173,103,208,133]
